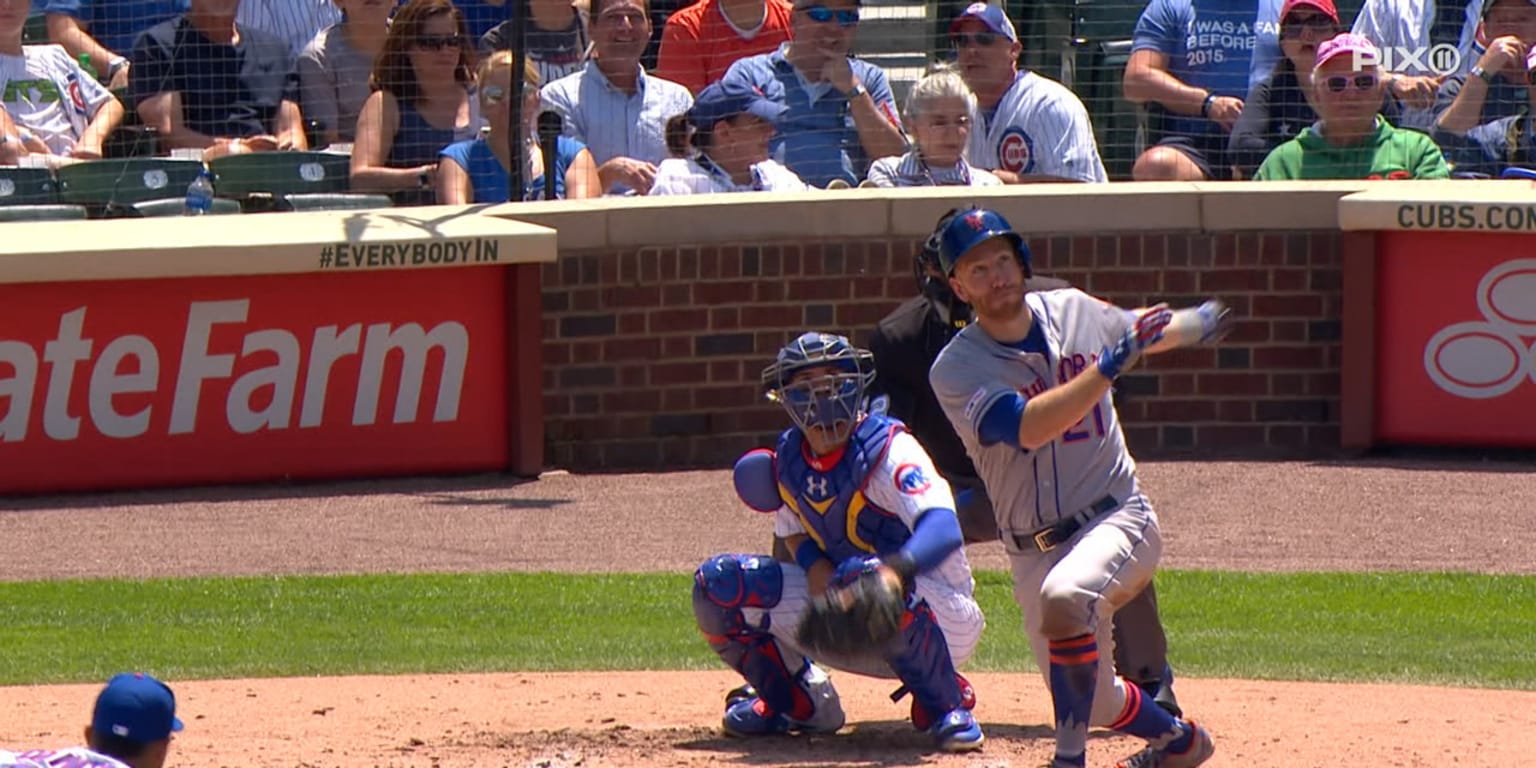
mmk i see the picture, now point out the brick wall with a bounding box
[539,231,1343,471]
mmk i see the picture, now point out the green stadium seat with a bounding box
[130,197,242,217]
[0,204,88,222]
[208,151,351,198]
[1068,0,1153,180]
[0,166,62,206]
[22,13,47,44]
[280,193,394,212]
[56,158,205,207]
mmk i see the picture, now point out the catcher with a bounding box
[691,331,986,752]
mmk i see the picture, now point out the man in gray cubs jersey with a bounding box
[949,3,1106,183]
[928,207,1230,768]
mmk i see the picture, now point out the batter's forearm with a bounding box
[1017,371,1113,450]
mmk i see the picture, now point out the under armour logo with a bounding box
[806,474,829,498]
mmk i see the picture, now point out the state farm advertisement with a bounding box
[0,268,509,494]
[1376,231,1536,447]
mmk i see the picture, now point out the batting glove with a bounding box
[1098,304,1173,380]
[1194,299,1235,344]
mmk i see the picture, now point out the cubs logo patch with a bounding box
[894,463,931,495]
[68,80,86,111]
[998,127,1035,174]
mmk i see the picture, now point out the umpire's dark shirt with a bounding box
[865,275,1071,486]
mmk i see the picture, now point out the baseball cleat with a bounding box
[1115,720,1214,768]
[724,684,756,708]
[930,709,984,752]
[907,673,977,731]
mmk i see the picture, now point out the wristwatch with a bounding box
[107,57,128,79]
[847,82,867,99]
[417,168,433,189]
[1472,64,1495,84]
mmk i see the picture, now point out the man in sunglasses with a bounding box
[948,2,1106,183]
[1443,46,1536,175]
[1254,33,1450,179]
[129,0,310,160]
[1125,0,1260,181]
[718,0,907,187]
[1435,0,1536,136]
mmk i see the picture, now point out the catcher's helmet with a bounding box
[936,207,1031,278]
[762,332,876,443]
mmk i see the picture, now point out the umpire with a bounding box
[864,208,1183,718]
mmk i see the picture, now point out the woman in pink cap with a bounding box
[1229,0,1400,177]
[1254,32,1449,179]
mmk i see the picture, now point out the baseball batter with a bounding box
[928,208,1229,768]
[950,4,1108,184]
[691,332,986,752]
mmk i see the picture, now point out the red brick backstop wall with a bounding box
[539,231,1342,471]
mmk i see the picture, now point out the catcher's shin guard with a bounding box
[883,599,966,731]
[692,554,816,721]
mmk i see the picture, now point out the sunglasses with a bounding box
[951,31,1001,48]
[1280,14,1335,38]
[1324,73,1379,92]
[802,4,859,28]
[414,34,465,51]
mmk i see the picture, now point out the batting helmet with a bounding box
[761,332,876,443]
[935,207,1032,278]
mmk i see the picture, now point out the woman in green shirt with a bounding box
[1254,33,1450,180]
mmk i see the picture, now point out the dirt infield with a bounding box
[2,458,1533,767]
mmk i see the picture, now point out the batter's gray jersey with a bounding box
[929,289,1140,539]
[966,71,1107,183]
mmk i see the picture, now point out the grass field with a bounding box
[2,569,1530,689]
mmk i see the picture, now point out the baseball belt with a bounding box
[1012,495,1119,553]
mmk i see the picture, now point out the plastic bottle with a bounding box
[78,53,96,82]
[183,169,215,216]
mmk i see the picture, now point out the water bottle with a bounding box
[183,169,214,216]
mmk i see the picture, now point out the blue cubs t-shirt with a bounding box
[1133,0,1259,140]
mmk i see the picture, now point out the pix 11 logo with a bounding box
[1353,44,1463,76]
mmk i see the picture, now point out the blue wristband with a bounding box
[793,538,828,573]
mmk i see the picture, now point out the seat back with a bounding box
[280,193,394,212]
[22,13,47,44]
[0,204,88,222]
[1069,0,1151,180]
[56,158,206,206]
[209,151,351,198]
[129,197,243,218]
[0,167,61,206]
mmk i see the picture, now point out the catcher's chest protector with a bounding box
[775,415,914,561]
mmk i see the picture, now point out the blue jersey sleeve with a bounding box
[977,393,1026,449]
[1131,0,1185,54]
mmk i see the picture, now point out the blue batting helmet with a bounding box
[936,207,1032,277]
[761,332,876,442]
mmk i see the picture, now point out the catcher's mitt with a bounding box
[795,567,907,658]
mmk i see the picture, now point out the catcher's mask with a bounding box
[762,332,876,444]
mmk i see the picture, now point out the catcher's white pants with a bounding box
[741,565,985,680]
[1007,493,1163,725]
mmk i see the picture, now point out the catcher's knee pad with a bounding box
[693,554,814,719]
[884,600,965,726]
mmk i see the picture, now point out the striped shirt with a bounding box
[866,150,1003,188]
[237,0,343,58]
[539,62,693,190]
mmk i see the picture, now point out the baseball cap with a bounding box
[1314,32,1380,69]
[686,81,788,131]
[92,673,184,744]
[1483,0,1536,19]
[949,2,1019,43]
[1279,0,1340,24]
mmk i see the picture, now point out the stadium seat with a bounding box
[22,13,47,44]
[280,193,394,212]
[129,197,243,217]
[0,204,88,222]
[1067,0,1151,180]
[56,157,206,208]
[0,166,62,206]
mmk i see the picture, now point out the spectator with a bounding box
[947,2,1105,183]
[540,0,693,195]
[42,0,188,89]
[1445,46,1536,175]
[299,0,392,146]
[480,0,590,86]
[446,0,512,40]
[0,0,124,162]
[1124,0,1260,181]
[0,108,27,163]
[236,0,342,58]
[0,672,184,768]
[866,64,1001,187]
[1435,0,1536,136]
[1230,0,1401,178]
[130,0,308,161]
[719,0,907,188]
[649,78,808,193]
[438,50,600,202]
[1255,33,1450,179]
[654,0,793,95]
[351,0,482,205]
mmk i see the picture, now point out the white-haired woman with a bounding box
[866,65,1001,187]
